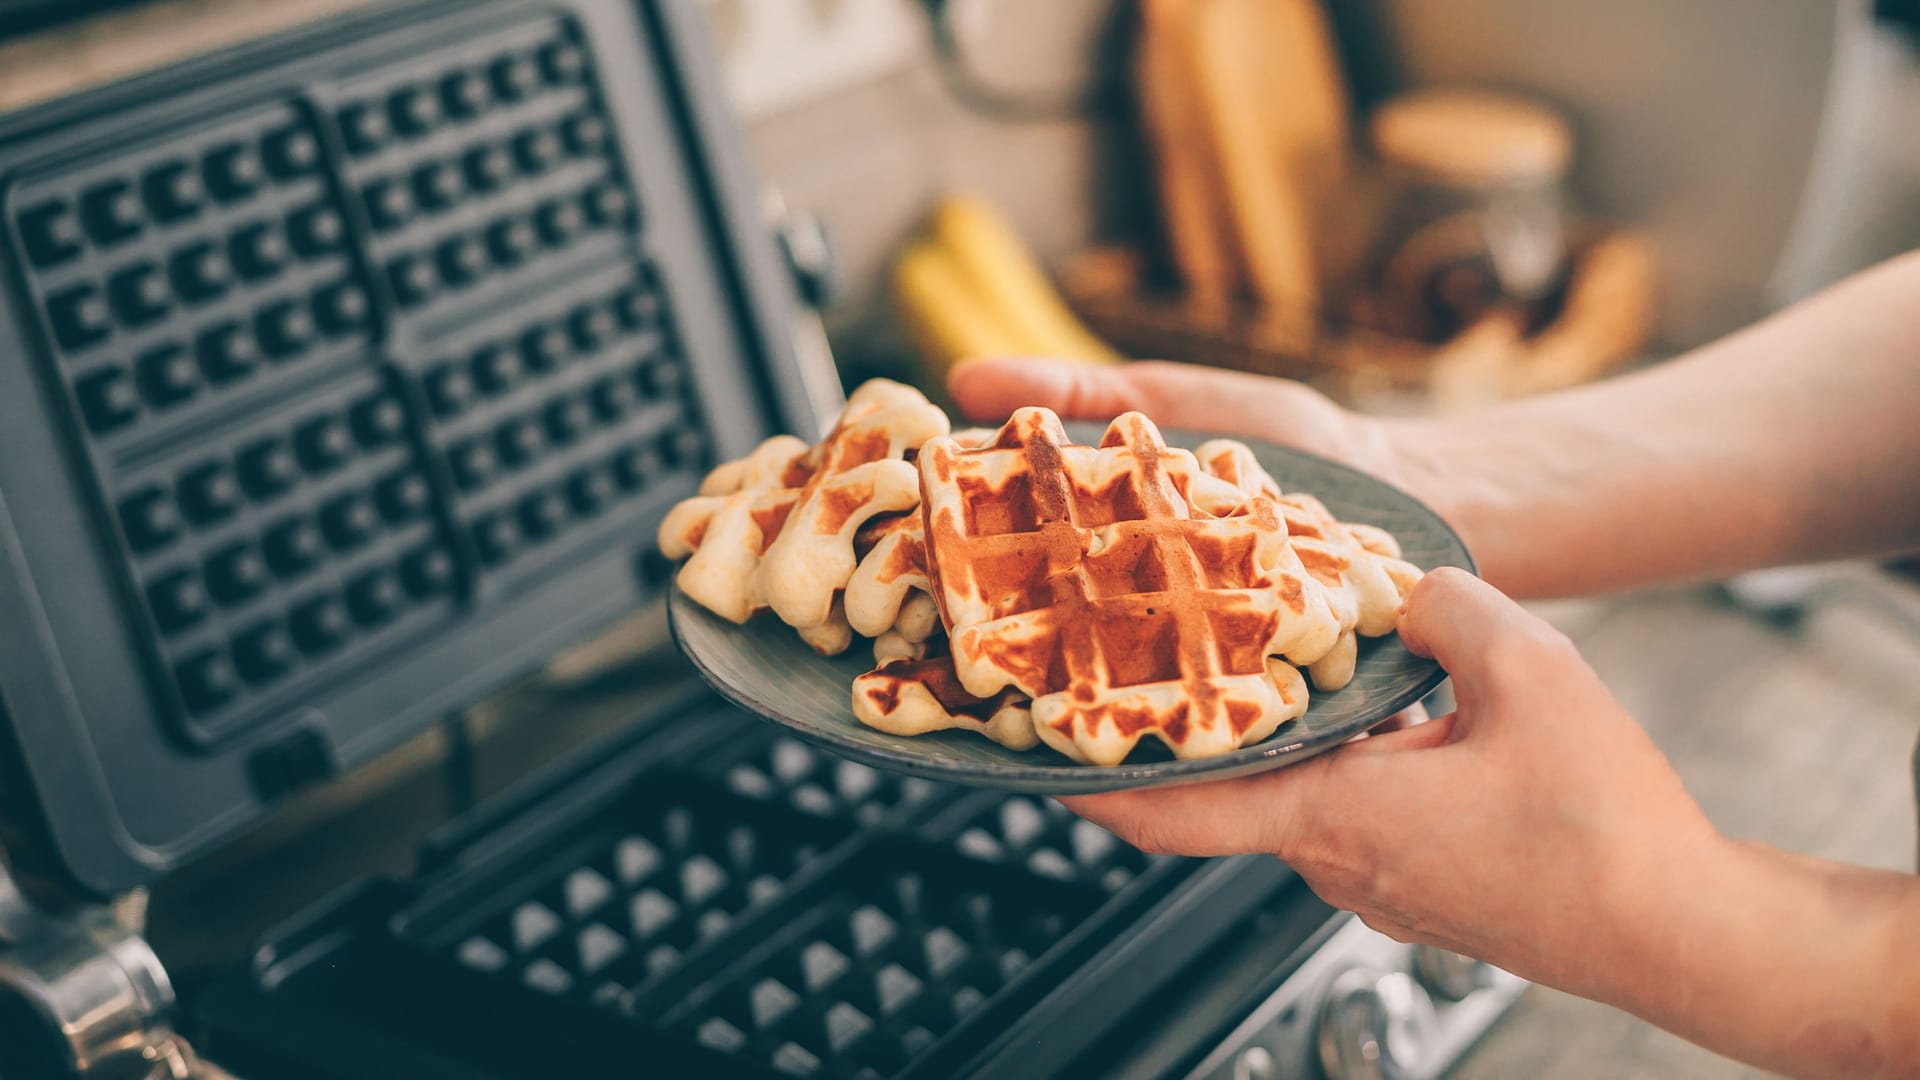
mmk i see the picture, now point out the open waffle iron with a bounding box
[0,3,1312,1077]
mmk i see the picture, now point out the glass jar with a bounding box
[1351,88,1575,344]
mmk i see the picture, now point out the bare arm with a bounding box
[943,268,1920,1075]
[1613,836,1920,1078]
[950,251,1920,599]
[1398,250,1920,597]
[1060,570,1920,1079]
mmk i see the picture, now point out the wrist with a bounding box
[1528,803,1735,1011]
[1607,818,1740,993]
[1600,831,1920,1078]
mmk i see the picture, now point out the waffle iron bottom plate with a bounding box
[194,698,1294,1079]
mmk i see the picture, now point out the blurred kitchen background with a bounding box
[3,1,1918,1076]
[717,0,1918,397]
[550,2,1920,1075]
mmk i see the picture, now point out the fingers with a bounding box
[1060,711,1459,859]
[1061,719,1450,859]
[1398,567,1582,708]
[947,358,1341,441]
[1346,710,1458,753]
[1364,701,1430,735]
[947,358,1152,423]
[1124,362,1340,435]
[1059,759,1332,857]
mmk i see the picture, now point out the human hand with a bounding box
[943,357,1610,599]
[1057,568,1723,1003]
[948,357,1426,493]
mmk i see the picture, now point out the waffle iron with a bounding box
[0,3,1300,1077]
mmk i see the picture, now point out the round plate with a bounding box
[669,425,1473,794]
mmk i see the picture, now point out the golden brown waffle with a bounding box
[844,428,996,663]
[658,380,948,653]
[851,641,1038,751]
[846,499,1025,748]
[657,434,810,623]
[660,385,1423,763]
[846,511,933,648]
[918,408,1338,765]
[1197,439,1423,689]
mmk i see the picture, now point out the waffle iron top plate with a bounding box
[0,0,820,897]
[671,426,1472,795]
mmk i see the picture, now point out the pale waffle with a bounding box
[846,494,1034,751]
[844,427,995,664]
[917,408,1339,766]
[848,511,942,664]
[851,639,1039,751]
[658,380,948,654]
[1197,439,1424,690]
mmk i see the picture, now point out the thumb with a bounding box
[948,359,1353,451]
[946,357,1150,423]
[1397,567,1584,713]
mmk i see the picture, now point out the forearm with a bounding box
[1589,837,1920,1079]
[1395,251,1920,599]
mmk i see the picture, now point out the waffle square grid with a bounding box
[416,787,848,1014]
[920,409,1314,764]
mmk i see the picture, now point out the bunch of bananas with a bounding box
[893,195,1122,379]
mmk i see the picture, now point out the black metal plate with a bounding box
[197,710,1251,1080]
[0,0,813,896]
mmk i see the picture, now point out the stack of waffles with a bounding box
[658,380,1422,767]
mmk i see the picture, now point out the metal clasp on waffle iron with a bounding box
[763,187,848,438]
[0,855,234,1079]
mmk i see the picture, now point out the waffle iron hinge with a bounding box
[0,857,234,1080]
[762,187,849,437]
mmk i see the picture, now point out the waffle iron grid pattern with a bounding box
[397,735,1154,1079]
[424,786,847,1014]
[0,12,709,743]
[116,371,455,743]
[659,851,1094,1080]
[410,259,702,588]
[936,793,1165,896]
[11,99,368,450]
[712,734,946,828]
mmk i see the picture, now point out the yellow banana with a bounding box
[930,195,1124,365]
[893,241,1033,378]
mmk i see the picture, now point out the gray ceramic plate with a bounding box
[669,424,1472,795]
